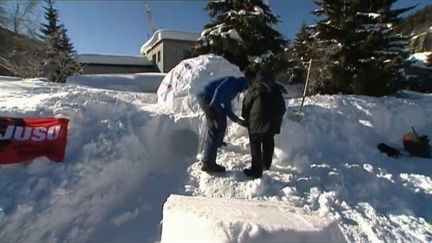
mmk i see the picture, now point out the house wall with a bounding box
[145,39,196,73]
[162,39,196,72]
[81,64,157,74]
[146,42,164,72]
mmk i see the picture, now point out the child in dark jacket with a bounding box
[242,70,286,179]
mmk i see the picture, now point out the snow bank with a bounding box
[278,93,432,168]
[67,72,165,93]
[157,54,244,116]
[161,194,345,243]
[0,80,196,242]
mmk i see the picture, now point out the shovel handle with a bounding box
[299,59,312,112]
[411,126,419,137]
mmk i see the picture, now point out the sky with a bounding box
[36,0,432,56]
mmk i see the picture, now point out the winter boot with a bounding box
[201,163,226,173]
[243,168,262,179]
[263,161,271,171]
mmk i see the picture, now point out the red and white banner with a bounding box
[0,117,69,165]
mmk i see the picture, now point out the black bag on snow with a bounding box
[402,128,431,158]
[377,143,401,158]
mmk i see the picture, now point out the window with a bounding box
[157,51,161,63]
[152,54,156,63]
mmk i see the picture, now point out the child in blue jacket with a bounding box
[196,76,248,173]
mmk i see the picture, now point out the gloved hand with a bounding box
[237,119,248,128]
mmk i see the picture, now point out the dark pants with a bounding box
[198,97,227,165]
[249,134,275,172]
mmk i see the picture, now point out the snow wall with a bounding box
[67,72,165,93]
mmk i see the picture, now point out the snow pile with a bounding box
[408,52,432,69]
[157,54,244,116]
[161,194,345,243]
[0,80,196,242]
[67,72,165,93]
[278,93,432,166]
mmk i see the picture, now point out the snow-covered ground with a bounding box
[1,56,432,242]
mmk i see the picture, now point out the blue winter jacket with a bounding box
[197,76,248,122]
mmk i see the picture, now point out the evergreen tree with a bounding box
[39,0,61,47]
[193,0,288,74]
[293,23,314,62]
[59,25,76,57]
[312,0,414,96]
[39,0,80,83]
[58,24,81,78]
[286,23,315,84]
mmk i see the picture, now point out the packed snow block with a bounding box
[142,115,201,162]
[161,195,346,243]
[157,54,244,115]
[67,72,165,93]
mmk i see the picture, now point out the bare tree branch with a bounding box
[13,3,20,33]
[7,0,39,36]
[0,52,45,78]
[0,2,7,27]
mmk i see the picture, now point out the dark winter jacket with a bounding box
[242,81,286,135]
[197,76,248,122]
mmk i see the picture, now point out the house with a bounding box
[75,30,200,75]
[76,54,158,74]
[140,30,200,73]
